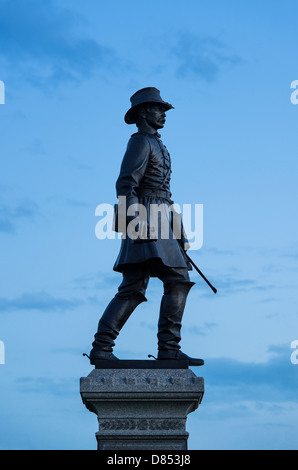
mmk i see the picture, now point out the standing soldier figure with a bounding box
[89,87,204,366]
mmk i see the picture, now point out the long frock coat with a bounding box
[113,131,191,275]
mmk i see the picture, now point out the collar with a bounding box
[137,123,161,139]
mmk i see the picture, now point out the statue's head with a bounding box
[124,87,174,129]
[135,103,168,130]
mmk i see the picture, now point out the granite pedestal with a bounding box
[80,361,204,450]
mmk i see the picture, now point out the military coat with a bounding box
[113,131,190,274]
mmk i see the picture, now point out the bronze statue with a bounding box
[89,87,204,366]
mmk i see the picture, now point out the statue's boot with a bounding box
[89,292,147,360]
[157,281,204,366]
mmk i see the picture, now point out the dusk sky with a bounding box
[0,0,297,450]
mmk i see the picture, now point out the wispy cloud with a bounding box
[203,344,298,404]
[15,377,77,396]
[0,292,82,313]
[65,199,92,209]
[0,200,39,233]
[183,322,217,336]
[191,274,259,297]
[0,0,120,87]
[21,139,48,157]
[190,266,276,296]
[171,32,243,82]
[72,270,120,291]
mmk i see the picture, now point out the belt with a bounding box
[137,188,173,202]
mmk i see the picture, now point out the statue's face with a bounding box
[141,104,167,130]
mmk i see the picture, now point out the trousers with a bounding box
[90,259,195,357]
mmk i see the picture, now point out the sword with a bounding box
[184,251,217,294]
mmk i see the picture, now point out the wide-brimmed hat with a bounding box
[124,87,174,124]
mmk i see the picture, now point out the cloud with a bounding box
[21,139,48,157]
[72,270,120,291]
[204,247,236,256]
[15,377,77,396]
[191,274,258,297]
[171,32,243,82]
[215,277,257,293]
[191,268,276,297]
[183,322,217,336]
[0,292,82,313]
[203,344,298,404]
[0,200,39,233]
[0,0,119,87]
[65,199,91,209]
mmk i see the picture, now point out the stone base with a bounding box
[96,436,188,451]
[80,367,204,451]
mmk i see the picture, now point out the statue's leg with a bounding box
[155,263,204,366]
[89,265,150,360]
[157,280,195,352]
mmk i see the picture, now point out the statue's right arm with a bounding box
[116,134,150,209]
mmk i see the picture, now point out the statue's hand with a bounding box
[132,220,157,244]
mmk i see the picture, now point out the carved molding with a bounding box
[100,418,185,432]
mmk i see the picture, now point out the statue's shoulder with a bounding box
[127,132,152,149]
[130,131,152,140]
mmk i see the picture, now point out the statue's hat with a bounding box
[124,87,174,124]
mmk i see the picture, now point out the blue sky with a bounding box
[0,0,297,450]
